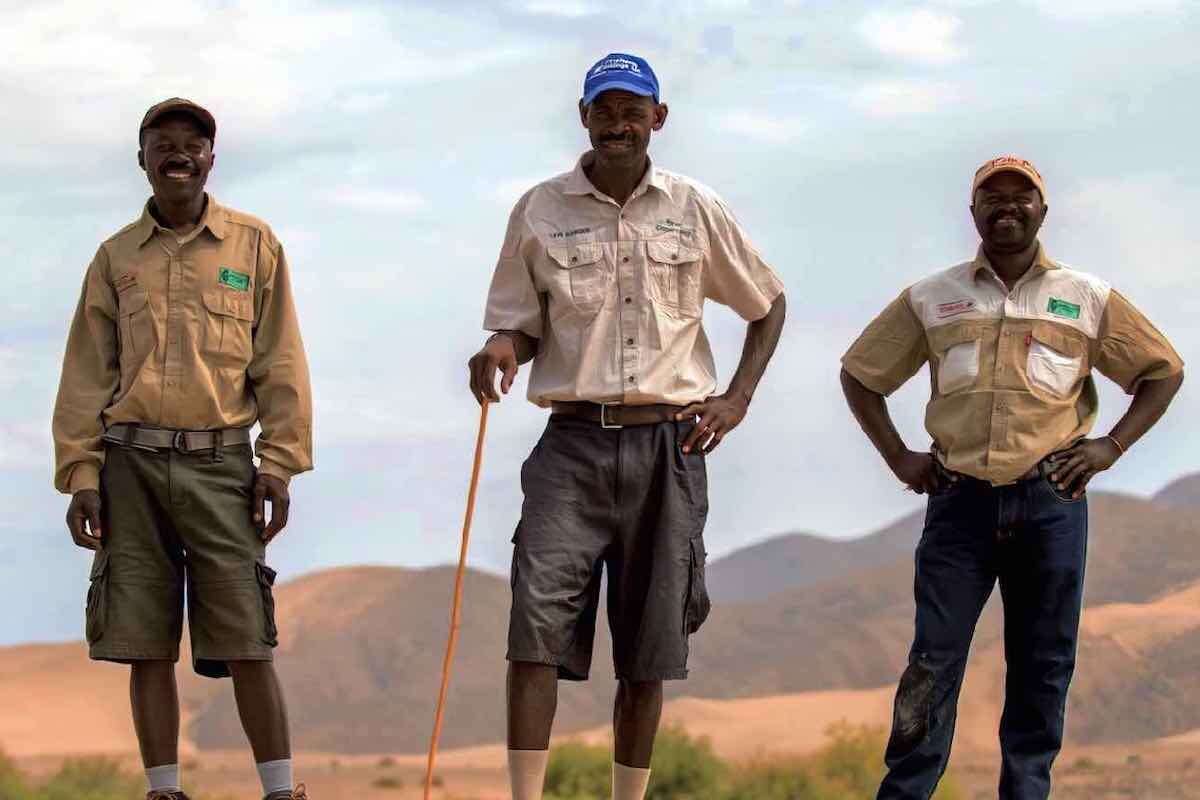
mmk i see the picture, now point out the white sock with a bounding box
[256,758,293,796]
[508,749,550,800]
[612,761,651,800]
[146,763,181,792]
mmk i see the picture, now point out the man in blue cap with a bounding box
[467,53,787,800]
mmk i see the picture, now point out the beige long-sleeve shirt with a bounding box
[842,244,1183,484]
[52,196,313,493]
[484,152,785,407]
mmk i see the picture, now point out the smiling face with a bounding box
[578,89,668,171]
[138,113,213,207]
[971,171,1047,254]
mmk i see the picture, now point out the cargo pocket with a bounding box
[202,289,255,366]
[85,549,111,645]
[255,560,279,647]
[684,538,712,635]
[1027,322,1086,398]
[547,242,608,316]
[646,240,703,319]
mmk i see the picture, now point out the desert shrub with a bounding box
[377,756,397,768]
[0,749,32,800]
[724,757,825,800]
[371,775,404,789]
[36,757,143,800]
[545,741,612,800]
[1072,756,1098,772]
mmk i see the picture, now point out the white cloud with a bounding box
[719,110,806,144]
[514,0,601,17]
[853,79,958,116]
[1025,0,1184,18]
[860,8,966,65]
[330,187,426,213]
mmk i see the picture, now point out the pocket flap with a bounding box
[547,242,603,269]
[256,560,277,586]
[89,548,110,580]
[927,322,983,356]
[117,288,149,317]
[203,289,254,321]
[1031,321,1086,358]
[646,240,702,265]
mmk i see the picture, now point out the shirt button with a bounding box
[571,256,578,263]
[628,375,635,383]
[626,338,634,345]
[622,256,630,263]
[624,297,632,304]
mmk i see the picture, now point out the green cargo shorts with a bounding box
[85,441,278,679]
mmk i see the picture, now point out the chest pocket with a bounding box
[1027,321,1087,398]
[116,286,156,369]
[931,327,981,396]
[646,241,703,318]
[202,289,254,366]
[547,242,608,316]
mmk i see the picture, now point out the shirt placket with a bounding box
[982,271,1013,468]
[158,235,188,426]
[616,206,640,399]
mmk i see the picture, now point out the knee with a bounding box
[131,660,175,679]
[618,679,663,704]
[227,659,277,682]
[886,659,939,761]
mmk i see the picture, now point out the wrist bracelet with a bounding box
[1105,434,1126,454]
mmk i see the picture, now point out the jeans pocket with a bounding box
[684,537,712,635]
[85,549,111,645]
[255,560,279,646]
[1043,474,1085,504]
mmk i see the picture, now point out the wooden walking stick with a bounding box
[424,400,490,799]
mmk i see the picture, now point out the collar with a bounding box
[971,241,1058,280]
[135,193,226,247]
[564,150,668,200]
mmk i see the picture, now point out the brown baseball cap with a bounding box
[140,98,217,143]
[971,155,1046,203]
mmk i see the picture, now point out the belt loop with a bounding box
[212,430,224,463]
[123,423,136,447]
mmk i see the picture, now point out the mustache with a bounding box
[988,209,1025,225]
[598,133,633,143]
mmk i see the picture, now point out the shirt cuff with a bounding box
[256,459,294,485]
[67,463,101,494]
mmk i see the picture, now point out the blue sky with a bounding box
[2,0,1198,645]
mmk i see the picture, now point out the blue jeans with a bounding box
[877,467,1088,800]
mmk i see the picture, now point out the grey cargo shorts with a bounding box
[507,414,712,682]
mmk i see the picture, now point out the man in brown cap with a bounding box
[52,98,312,800]
[841,155,1184,799]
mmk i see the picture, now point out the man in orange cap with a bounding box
[841,156,1184,798]
[52,98,312,800]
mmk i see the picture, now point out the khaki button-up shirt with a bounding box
[52,196,313,493]
[484,152,784,407]
[842,244,1183,485]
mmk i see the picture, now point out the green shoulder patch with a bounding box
[218,267,250,292]
[1047,297,1081,320]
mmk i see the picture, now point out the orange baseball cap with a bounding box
[971,155,1046,203]
[140,97,216,143]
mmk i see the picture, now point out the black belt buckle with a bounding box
[172,430,188,453]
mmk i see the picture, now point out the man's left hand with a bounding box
[253,473,291,543]
[675,393,749,455]
[1046,437,1123,499]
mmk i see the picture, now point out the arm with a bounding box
[1050,371,1184,498]
[1053,289,1188,498]
[840,368,943,495]
[677,292,786,454]
[246,238,313,542]
[53,248,120,550]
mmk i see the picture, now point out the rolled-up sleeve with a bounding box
[52,248,120,494]
[841,291,929,396]
[1094,289,1184,394]
[699,194,784,322]
[247,233,313,483]
[483,196,543,339]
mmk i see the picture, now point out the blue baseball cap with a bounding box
[582,53,660,106]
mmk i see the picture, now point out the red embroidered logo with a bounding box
[936,299,976,318]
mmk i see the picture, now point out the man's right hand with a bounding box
[888,449,945,495]
[66,489,103,550]
[468,333,519,405]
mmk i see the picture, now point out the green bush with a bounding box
[545,741,612,800]
[36,757,143,800]
[0,749,32,800]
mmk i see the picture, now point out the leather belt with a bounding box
[550,402,689,429]
[103,424,251,453]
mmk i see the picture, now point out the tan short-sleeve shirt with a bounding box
[52,196,314,493]
[842,244,1183,484]
[484,152,784,407]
